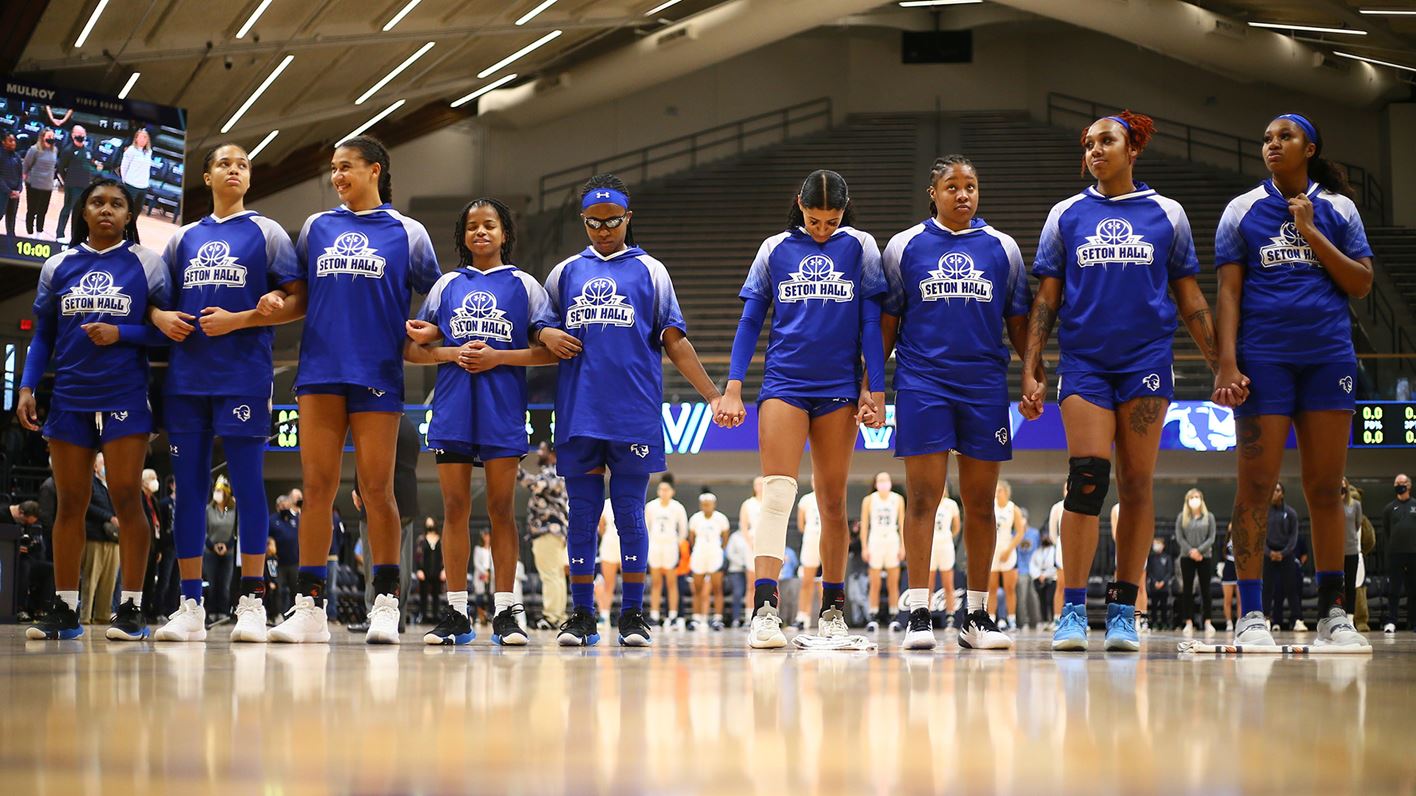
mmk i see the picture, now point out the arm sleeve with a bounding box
[21,262,60,390]
[1001,234,1032,317]
[727,295,768,382]
[1334,197,1375,260]
[406,220,442,295]
[541,262,568,329]
[1282,512,1298,557]
[120,147,135,180]
[860,296,885,392]
[256,217,303,287]
[522,275,556,340]
[648,259,687,343]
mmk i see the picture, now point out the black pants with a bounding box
[1179,556,1214,626]
[1263,557,1302,627]
[142,542,178,619]
[276,564,299,615]
[418,578,440,620]
[54,184,85,239]
[2,193,17,237]
[204,548,235,616]
[1344,554,1359,615]
[1147,584,1172,628]
[1036,579,1057,623]
[1381,552,1416,628]
[127,187,147,216]
[25,186,51,234]
[17,554,54,613]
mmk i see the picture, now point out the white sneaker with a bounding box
[155,598,208,642]
[1293,619,1309,633]
[959,610,1014,650]
[865,620,880,632]
[901,609,936,650]
[818,608,849,639]
[1234,611,1276,647]
[270,595,331,643]
[1182,622,1195,637]
[1203,621,1216,635]
[366,594,402,645]
[749,605,787,649]
[1314,607,1369,648]
[1383,623,1396,635]
[230,594,268,643]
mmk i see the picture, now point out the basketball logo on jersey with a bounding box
[779,254,854,302]
[1076,218,1154,267]
[449,291,513,342]
[566,277,635,328]
[1259,222,1318,268]
[62,271,133,315]
[184,240,248,288]
[920,251,993,302]
[316,231,387,278]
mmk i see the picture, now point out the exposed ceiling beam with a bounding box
[1304,0,1413,51]
[0,0,50,75]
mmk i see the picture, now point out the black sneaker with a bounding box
[958,609,1014,650]
[618,607,653,647]
[26,598,83,640]
[492,604,529,646]
[106,599,150,641]
[422,607,475,646]
[557,607,601,647]
[902,607,936,650]
[710,616,725,632]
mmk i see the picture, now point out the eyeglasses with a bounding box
[582,215,627,230]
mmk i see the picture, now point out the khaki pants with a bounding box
[81,540,120,624]
[532,534,568,625]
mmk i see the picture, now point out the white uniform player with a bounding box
[932,496,959,573]
[992,500,1019,572]
[646,480,689,626]
[798,491,822,570]
[689,509,730,574]
[599,499,620,565]
[862,473,905,631]
[989,481,1024,630]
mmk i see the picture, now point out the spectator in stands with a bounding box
[1046,483,1066,620]
[204,478,237,621]
[118,128,153,217]
[518,443,568,630]
[1175,488,1217,635]
[1220,535,1238,631]
[54,124,99,239]
[1264,482,1301,631]
[472,529,492,625]
[79,454,120,624]
[268,493,300,615]
[1381,473,1416,633]
[139,468,176,622]
[414,524,443,624]
[1146,536,1176,629]
[0,132,22,238]
[21,128,58,238]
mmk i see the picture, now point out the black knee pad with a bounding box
[1064,456,1110,516]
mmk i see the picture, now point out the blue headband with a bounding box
[581,188,629,211]
[1103,115,1131,131]
[1274,113,1320,146]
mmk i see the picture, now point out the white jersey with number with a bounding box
[932,497,959,571]
[1047,499,1065,570]
[646,498,687,569]
[598,499,620,564]
[798,492,822,569]
[689,510,730,574]
[866,492,902,570]
[993,500,1018,572]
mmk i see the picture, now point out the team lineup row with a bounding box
[17,108,1375,654]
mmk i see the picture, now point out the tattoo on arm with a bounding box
[1184,307,1219,370]
[1024,300,1057,371]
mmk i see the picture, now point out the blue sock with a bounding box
[224,436,270,557]
[571,581,595,611]
[181,578,203,603]
[1238,579,1263,616]
[169,431,213,560]
[1064,587,1088,607]
[299,565,328,580]
[622,580,645,610]
[565,475,606,611]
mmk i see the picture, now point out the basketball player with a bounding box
[688,492,730,630]
[146,143,305,644]
[1021,112,1230,652]
[21,179,168,641]
[861,472,905,632]
[1215,114,1372,648]
[931,482,960,628]
[739,476,763,584]
[271,136,442,645]
[880,155,1034,651]
[404,197,555,646]
[714,170,888,649]
[646,477,689,628]
[990,481,1025,631]
[541,174,721,648]
[794,476,821,630]
[596,499,620,624]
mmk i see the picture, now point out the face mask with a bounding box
[1399,484,1410,497]
[1188,498,1201,510]
[295,498,304,508]
[876,482,891,494]
[213,491,224,503]
[143,478,159,493]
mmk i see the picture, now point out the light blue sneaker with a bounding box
[1051,602,1089,651]
[1104,602,1140,651]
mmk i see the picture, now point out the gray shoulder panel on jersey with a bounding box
[250,214,295,246]
[544,252,582,287]
[38,247,82,287]
[425,270,461,308]
[1315,189,1361,222]
[981,226,1025,269]
[884,223,927,262]
[1047,192,1090,225]
[841,226,880,252]
[386,207,433,246]
[1221,185,1267,224]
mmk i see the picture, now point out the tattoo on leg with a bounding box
[1233,504,1267,575]
[1238,416,1264,461]
[1127,397,1166,436]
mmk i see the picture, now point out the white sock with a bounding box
[651,611,660,621]
[906,588,928,611]
[121,590,142,608]
[967,590,987,613]
[447,590,469,617]
[58,590,79,612]
[669,611,679,621]
[494,592,515,615]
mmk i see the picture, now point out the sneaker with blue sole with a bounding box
[1104,602,1140,652]
[492,604,529,646]
[1051,602,1089,651]
[557,607,601,647]
[106,599,151,642]
[26,598,84,640]
[423,606,476,646]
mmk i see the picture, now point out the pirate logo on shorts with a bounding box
[630,443,650,459]
[62,271,133,315]
[110,411,129,422]
[369,388,386,398]
[450,291,513,342]
[995,427,1009,445]
[1143,373,1162,392]
[779,254,854,303]
[1339,376,1354,394]
[233,404,252,422]
[185,240,248,287]
[1260,222,1318,268]
[566,277,635,329]
[1076,218,1154,268]
[316,231,386,278]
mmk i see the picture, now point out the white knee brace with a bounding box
[755,475,798,562]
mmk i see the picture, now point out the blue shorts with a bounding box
[44,406,154,449]
[1059,367,1174,410]
[295,383,404,413]
[557,436,666,476]
[759,393,856,419]
[893,390,1012,461]
[165,393,272,438]
[1234,359,1356,417]
[429,439,526,467]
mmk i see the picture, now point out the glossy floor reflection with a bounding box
[1,625,1414,795]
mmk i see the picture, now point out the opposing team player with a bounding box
[597,499,621,624]
[794,476,822,630]
[861,472,904,632]
[646,476,689,628]
[688,492,731,630]
[931,482,960,628]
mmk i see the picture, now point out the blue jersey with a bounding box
[22,241,169,412]
[1214,180,1372,363]
[882,217,1031,403]
[161,211,302,397]
[417,265,554,452]
[740,227,886,397]
[543,246,686,447]
[1032,184,1199,374]
[294,204,441,394]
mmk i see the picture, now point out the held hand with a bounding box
[1212,363,1250,407]
[199,307,243,337]
[16,388,39,432]
[416,570,425,582]
[151,308,196,342]
[1288,193,1316,235]
[460,341,502,373]
[856,390,886,429]
[214,542,228,556]
[256,291,286,316]
[405,319,442,345]
[538,328,582,359]
[1020,371,1046,420]
[714,392,746,429]
[1189,549,1202,562]
[80,322,120,346]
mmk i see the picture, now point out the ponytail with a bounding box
[338,135,392,204]
[787,169,855,230]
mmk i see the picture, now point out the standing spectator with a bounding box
[724,527,753,627]
[79,454,120,624]
[1176,488,1217,635]
[0,133,22,238]
[10,500,47,619]
[517,443,568,629]
[268,493,300,614]
[21,128,58,238]
[1030,529,1060,629]
[414,524,443,624]
[1146,537,1176,629]
[53,124,99,239]
[118,128,153,216]
[471,529,493,625]
[1013,511,1042,631]
[139,469,176,622]
[1263,482,1301,631]
[1381,473,1416,633]
[1220,535,1238,632]
[1341,477,1362,617]
[263,537,282,622]
[204,478,236,620]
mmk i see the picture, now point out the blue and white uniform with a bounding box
[294,204,441,411]
[22,241,169,447]
[1032,183,1199,408]
[162,211,301,436]
[730,226,887,415]
[883,217,1031,460]
[417,265,554,463]
[542,245,686,475]
[1214,180,1372,416]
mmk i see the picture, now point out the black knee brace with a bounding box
[1063,456,1110,516]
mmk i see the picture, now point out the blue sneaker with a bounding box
[1051,602,1089,651]
[423,607,476,646]
[1104,602,1140,651]
[26,598,84,640]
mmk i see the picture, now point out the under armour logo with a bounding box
[110,411,129,422]
[232,404,252,422]
[596,191,610,199]
[1339,376,1353,394]
[369,388,386,398]
[429,448,444,455]
[1142,373,1161,392]
[572,557,585,564]
[624,555,638,562]
[630,444,649,458]
[169,444,179,456]
[995,427,1008,445]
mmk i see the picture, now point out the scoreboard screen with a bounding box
[1352,402,1416,448]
